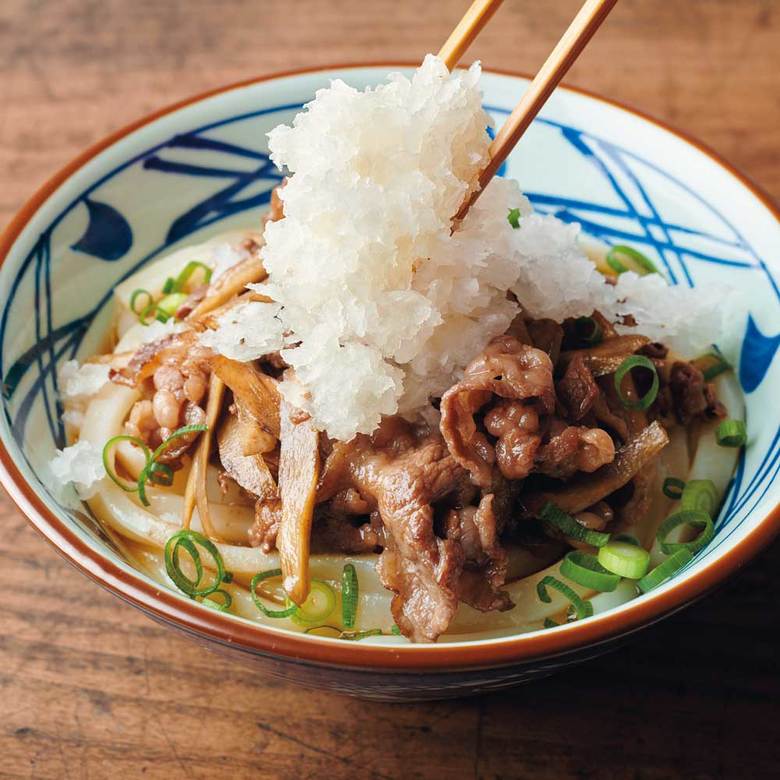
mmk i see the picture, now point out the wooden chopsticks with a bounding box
[440,0,620,222]
[437,0,505,70]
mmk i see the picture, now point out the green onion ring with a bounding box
[138,301,163,325]
[162,277,175,295]
[202,589,233,612]
[605,245,658,276]
[716,419,747,448]
[390,624,402,636]
[656,510,714,555]
[507,207,521,229]
[680,479,718,515]
[539,502,610,548]
[693,351,731,381]
[339,629,384,641]
[174,260,213,291]
[101,434,151,493]
[612,533,640,546]
[597,541,650,579]
[536,576,593,620]
[250,569,298,618]
[543,618,560,629]
[129,289,154,316]
[662,477,686,500]
[303,625,343,638]
[150,424,208,463]
[560,551,620,592]
[636,549,694,593]
[148,461,174,486]
[614,355,660,411]
[341,563,359,629]
[574,316,603,346]
[155,292,188,319]
[164,529,225,598]
[291,580,337,626]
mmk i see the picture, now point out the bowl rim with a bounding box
[1,61,779,671]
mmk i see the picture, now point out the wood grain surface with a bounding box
[1,1,778,778]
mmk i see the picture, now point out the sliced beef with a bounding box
[444,494,512,613]
[311,510,384,554]
[440,336,555,487]
[557,354,599,421]
[669,361,725,424]
[527,318,564,365]
[535,423,615,480]
[637,341,669,360]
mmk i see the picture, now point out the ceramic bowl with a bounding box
[1,64,778,701]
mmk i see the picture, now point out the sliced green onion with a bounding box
[175,261,212,290]
[303,626,385,641]
[303,625,342,638]
[102,434,151,493]
[693,351,731,381]
[250,569,298,618]
[151,424,207,462]
[662,477,686,500]
[612,533,640,546]
[573,316,603,346]
[637,549,693,593]
[605,245,658,276]
[291,580,337,626]
[164,529,226,598]
[390,624,402,636]
[716,419,747,448]
[543,618,560,629]
[560,551,620,592]
[614,354,659,411]
[148,461,174,486]
[202,589,233,612]
[136,424,208,506]
[130,289,154,315]
[339,629,384,641]
[680,479,718,515]
[539,502,610,548]
[656,510,714,555]
[536,576,593,620]
[156,292,188,318]
[162,277,175,295]
[341,563,359,629]
[507,207,521,229]
[597,541,650,579]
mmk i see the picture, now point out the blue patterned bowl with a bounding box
[1,65,778,700]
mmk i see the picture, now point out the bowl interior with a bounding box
[1,65,779,648]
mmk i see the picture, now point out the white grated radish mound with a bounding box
[49,440,105,499]
[203,55,728,441]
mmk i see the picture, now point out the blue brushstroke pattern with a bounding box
[740,314,780,393]
[70,198,133,261]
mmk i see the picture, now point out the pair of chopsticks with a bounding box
[438,0,619,220]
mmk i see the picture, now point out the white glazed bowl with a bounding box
[1,65,778,700]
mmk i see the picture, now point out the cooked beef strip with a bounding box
[310,509,384,554]
[440,336,555,487]
[637,341,669,360]
[557,354,599,421]
[669,361,725,424]
[526,318,564,365]
[535,422,616,479]
[440,335,615,486]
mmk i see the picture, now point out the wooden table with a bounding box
[1,1,778,777]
